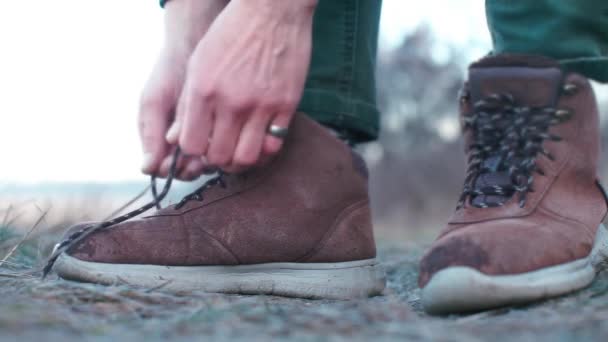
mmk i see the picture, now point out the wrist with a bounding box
[163,0,228,53]
[232,0,318,18]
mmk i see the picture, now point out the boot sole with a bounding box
[421,224,608,314]
[54,255,386,300]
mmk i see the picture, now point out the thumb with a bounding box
[165,117,182,145]
[165,84,188,145]
[139,97,173,175]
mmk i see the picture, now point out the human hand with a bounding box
[166,0,317,173]
[139,0,228,180]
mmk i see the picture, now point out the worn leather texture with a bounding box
[67,113,376,266]
[419,54,608,287]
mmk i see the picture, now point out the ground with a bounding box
[2,226,608,342]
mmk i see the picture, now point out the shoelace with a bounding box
[175,171,226,209]
[42,147,225,278]
[457,93,572,209]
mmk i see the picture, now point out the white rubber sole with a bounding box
[421,224,608,314]
[54,255,386,300]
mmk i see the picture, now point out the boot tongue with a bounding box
[469,54,563,108]
[466,54,563,207]
[470,156,514,207]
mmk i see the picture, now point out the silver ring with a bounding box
[267,124,289,139]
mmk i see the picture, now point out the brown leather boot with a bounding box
[418,54,608,314]
[54,113,385,299]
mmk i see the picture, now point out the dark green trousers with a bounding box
[298,0,382,143]
[487,0,608,83]
[312,0,608,142]
[160,0,383,143]
[327,0,608,142]
[160,1,608,143]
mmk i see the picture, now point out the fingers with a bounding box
[168,99,294,175]
[206,107,246,167]
[224,111,294,174]
[172,70,295,174]
[159,78,216,180]
[157,152,205,181]
[165,81,187,145]
[177,157,205,181]
[176,80,215,156]
[263,111,293,156]
[139,96,172,176]
[222,111,272,173]
[233,112,271,165]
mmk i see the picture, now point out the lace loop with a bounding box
[43,148,229,277]
[42,148,182,277]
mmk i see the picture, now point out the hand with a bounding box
[139,0,228,180]
[166,0,317,173]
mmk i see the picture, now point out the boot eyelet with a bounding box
[459,89,470,104]
[563,83,578,95]
[555,109,572,119]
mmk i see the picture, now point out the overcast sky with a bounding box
[0,0,489,183]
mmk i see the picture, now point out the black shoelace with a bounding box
[42,147,225,278]
[175,171,226,210]
[457,93,572,209]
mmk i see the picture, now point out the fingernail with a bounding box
[186,159,203,173]
[166,122,181,143]
[160,155,173,173]
[141,153,154,172]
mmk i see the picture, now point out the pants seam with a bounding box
[559,56,608,63]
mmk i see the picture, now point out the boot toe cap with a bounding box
[418,218,594,288]
[64,218,238,266]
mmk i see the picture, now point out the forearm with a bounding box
[163,0,229,54]
[232,0,318,12]
[231,0,317,23]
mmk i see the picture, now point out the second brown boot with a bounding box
[419,54,608,314]
[53,113,385,299]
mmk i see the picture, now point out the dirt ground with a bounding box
[2,223,608,342]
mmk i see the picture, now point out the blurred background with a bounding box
[1,0,608,244]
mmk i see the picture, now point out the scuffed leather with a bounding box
[419,55,608,288]
[299,200,376,263]
[67,113,377,266]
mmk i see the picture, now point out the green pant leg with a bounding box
[298,0,383,143]
[486,0,608,82]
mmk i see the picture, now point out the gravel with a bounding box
[1,235,608,342]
